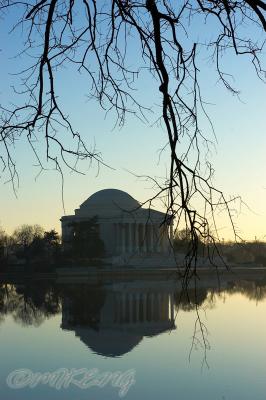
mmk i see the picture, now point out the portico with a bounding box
[114,221,171,254]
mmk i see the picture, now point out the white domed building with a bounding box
[61,189,174,265]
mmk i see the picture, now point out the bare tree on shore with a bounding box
[0,0,265,277]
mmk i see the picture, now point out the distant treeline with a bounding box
[0,219,105,271]
[0,224,61,270]
[173,229,266,266]
[0,224,266,271]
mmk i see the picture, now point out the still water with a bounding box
[0,274,266,399]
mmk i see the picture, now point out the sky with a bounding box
[0,3,266,240]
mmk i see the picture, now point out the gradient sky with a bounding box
[0,5,265,240]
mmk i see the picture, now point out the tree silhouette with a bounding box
[68,217,105,260]
[12,224,44,259]
[0,1,265,277]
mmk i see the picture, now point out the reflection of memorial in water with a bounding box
[60,281,176,357]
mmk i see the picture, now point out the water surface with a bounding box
[0,274,266,399]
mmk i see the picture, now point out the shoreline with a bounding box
[0,266,266,284]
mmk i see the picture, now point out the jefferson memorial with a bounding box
[61,189,174,260]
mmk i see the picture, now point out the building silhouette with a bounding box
[61,189,174,259]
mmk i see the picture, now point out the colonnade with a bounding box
[114,222,171,254]
[113,291,175,324]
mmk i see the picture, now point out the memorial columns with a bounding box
[151,224,155,252]
[128,223,133,253]
[121,292,126,323]
[121,224,126,254]
[145,224,149,253]
[135,223,140,253]
[135,293,140,323]
[115,221,166,255]
[128,293,133,322]
[143,293,147,321]
[170,293,174,321]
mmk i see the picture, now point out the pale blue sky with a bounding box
[0,5,265,239]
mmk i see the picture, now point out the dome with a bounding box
[79,189,140,212]
[75,328,143,357]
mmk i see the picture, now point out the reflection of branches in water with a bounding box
[225,280,266,303]
[60,284,106,331]
[174,286,210,311]
[173,278,266,367]
[0,282,61,326]
[13,301,46,327]
[189,305,210,370]
[173,282,211,368]
[0,281,107,328]
[174,279,266,314]
[0,285,20,316]
[0,284,8,325]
